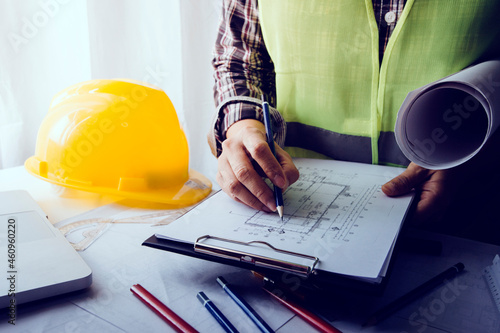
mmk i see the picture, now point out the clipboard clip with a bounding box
[194,235,319,277]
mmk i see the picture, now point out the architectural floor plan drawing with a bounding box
[232,166,384,245]
[230,161,396,249]
[157,158,414,280]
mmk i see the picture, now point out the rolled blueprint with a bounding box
[395,59,500,169]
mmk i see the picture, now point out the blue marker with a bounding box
[197,291,239,333]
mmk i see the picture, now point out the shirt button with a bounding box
[385,11,396,24]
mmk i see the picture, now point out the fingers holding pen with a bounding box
[217,119,298,212]
[248,138,288,189]
[218,129,276,212]
[235,123,298,192]
[275,144,300,188]
[216,169,274,213]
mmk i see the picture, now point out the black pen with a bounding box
[261,95,284,220]
[363,262,465,327]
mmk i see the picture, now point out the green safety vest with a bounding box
[259,0,500,166]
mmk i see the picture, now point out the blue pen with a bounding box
[217,276,275,333]
[197,291,239,333]
[261,95,284,220]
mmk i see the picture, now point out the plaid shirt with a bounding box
[210,0,407,157]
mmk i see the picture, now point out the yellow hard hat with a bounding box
[25,79,212,206]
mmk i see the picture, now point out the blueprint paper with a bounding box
[156,158,413,280]
[395,59,500,169]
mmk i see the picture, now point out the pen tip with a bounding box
[277,206,284,220]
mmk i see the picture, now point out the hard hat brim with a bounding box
[25,156,212,207]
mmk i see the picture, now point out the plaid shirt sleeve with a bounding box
[208,0,407,157]
[208,0,285,157]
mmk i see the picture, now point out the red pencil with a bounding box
[131,284,198,333]
[262,287,342,333]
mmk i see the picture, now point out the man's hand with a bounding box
[216,119,299,212]
[382,162,460,225]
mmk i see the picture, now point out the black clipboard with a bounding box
[142,230,407,295]
[141,158,418,295]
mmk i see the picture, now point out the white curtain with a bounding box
[0,0,220,184]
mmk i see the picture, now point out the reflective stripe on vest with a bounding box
[259,0,500,167]
[285,122,409,165]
